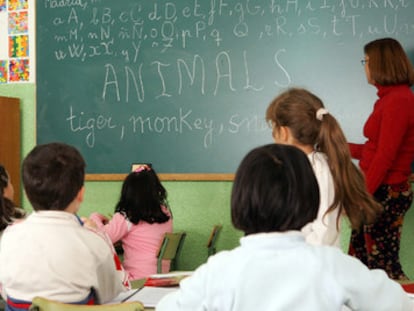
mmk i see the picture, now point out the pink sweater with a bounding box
[90,207,173,280]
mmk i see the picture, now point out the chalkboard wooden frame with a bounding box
[85,173,234,181]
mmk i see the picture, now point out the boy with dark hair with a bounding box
[0,143,126,310]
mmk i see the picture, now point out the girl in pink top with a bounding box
[89,164,173,280]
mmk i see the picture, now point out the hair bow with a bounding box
[134,164,151,173]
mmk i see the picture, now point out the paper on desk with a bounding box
[110,289,140,304]
[122,286,178,307]
[149,271,193,278]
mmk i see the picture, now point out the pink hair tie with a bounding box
[134,164,151,173]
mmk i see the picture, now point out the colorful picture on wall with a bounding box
[8,11,28,34]
[9,58,28,81]
[9,35,28,58]
[0,60,7,83]
[0,0,33,83]
[8,0,27,11]
[0,1,6,12]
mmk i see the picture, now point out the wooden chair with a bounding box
[157,232,186,273]
[29,297,144,311]
[206,225,222,257]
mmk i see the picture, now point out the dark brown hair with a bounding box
[231,144,319,235]
[266,88,382,230]
[0,164,25,230]
[364,37,414,86]
[115,165,170,225]
[22,143,85,211]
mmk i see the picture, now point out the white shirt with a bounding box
[0,211,126,304]
[156,232,412,311]
[302,151,341,247]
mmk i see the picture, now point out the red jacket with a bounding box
[349,84,414,194]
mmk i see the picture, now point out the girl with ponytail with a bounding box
[266,88,382,247]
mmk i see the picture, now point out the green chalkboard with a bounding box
[36,0,414,176]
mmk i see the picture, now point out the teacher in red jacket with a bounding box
[348,37,414,281]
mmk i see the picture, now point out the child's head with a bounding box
[231,144,319,235]
[265,88,328,148]
[115,164,170,224]
[0,164,14,201]
[22,142,85,211]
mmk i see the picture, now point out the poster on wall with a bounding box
[0,0,34,83]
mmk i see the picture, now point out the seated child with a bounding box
[0,164,25,237]
[156,144,412,311]
[87,164,173,280]
[0,143,127,310]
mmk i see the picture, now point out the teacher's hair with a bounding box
[364,37,414,86]
[231,144,319,235]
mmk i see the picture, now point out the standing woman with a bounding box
[349,37,414,280]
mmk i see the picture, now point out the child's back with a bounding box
[265,88,381,247]
[91,207,172,279]
[1,211,124,303]
[165,232,409,310]
[0,143,126,309]
[89,164,173,280]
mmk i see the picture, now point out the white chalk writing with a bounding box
[40,0,414,150]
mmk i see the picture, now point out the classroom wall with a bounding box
[1,83,414,276]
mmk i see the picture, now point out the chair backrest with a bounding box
[207,224,222,257]
[157,232,186,273]
[29,297,144,311]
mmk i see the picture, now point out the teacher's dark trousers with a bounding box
[349,181,412,281]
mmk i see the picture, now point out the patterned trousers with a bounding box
[348,181,413,280]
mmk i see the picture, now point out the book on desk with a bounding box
[401,282,414,301]
[401,282,414,294]
[144,271,192,287]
